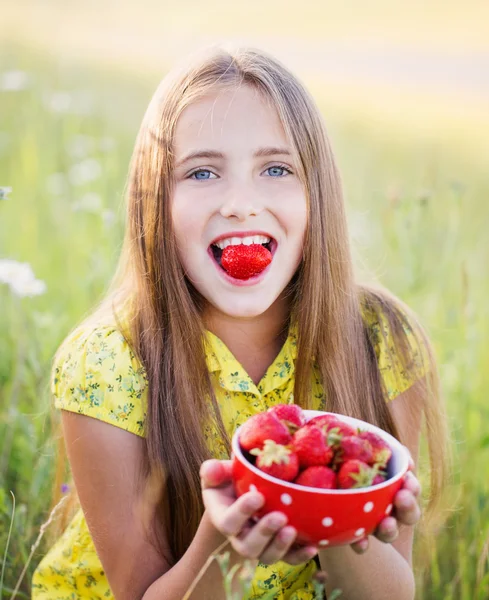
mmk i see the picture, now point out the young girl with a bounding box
[32,45,449,599]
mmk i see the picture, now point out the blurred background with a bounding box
[0,0,488,597]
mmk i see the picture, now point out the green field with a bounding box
[1,27,488,598]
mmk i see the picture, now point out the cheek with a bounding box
[171,192,206,244]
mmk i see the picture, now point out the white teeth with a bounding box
[213,235,271,249]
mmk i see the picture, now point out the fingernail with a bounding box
[280,526,296,542]
[398,496,411,509]
[270,515,287,528]
[249,495,264,510]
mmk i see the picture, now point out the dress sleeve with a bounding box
[365,305,431,402]
[51,325,148,437]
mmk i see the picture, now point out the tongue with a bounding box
[221,243,272,280]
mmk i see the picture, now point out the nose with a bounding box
[219,188,263,221]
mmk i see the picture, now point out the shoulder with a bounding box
[51,321,148,438]
[360,288,432,402]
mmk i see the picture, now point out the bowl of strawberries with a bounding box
[231,404,410,547]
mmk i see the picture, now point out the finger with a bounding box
[263,526,317,566]
[402,471,422,498]
[394,489,421,526]
[207,490,265,537]
[351,537,369,554]
[230,512,289,559]
[281,539,318,566]
[200,459,233,489]
[374,516,399,543]
[258,525,298,565]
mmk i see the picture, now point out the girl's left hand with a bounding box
[350,455,421,554]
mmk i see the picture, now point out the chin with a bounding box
[208,292,278,319]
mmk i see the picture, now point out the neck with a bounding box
[202,297,291,361]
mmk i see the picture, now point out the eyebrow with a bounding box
[174,146,292,168]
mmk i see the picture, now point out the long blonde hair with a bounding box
[48,45,450,564]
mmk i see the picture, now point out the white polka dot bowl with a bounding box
[231,410,410,546]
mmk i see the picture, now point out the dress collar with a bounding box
[203,318,298,396]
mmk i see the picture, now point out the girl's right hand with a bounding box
[200,459,318,566]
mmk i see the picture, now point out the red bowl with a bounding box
[232,410,410,547]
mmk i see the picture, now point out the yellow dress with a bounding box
[32,307,427,599]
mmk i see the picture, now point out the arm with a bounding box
[61,410,239,600]
[318,379,424,600]
[61,411,311,600]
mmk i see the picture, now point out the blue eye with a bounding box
[189,169,216,180]
[266,165,292,177]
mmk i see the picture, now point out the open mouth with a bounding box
[210,240,274,269]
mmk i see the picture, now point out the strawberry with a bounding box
[268,403,305,433]
[337,459,378,489]
[334,435,374,466]
[307,414,342,431]
[221,243,272,280]
[250,440,299,482]
[357,430,393,468]
[307,415,357,448]
[295,465,337,489]
[372,473,387,485]
[291,425,334,468]
[239,412,291,452]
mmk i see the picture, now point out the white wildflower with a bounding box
[72,192,102,213]
[11,277,47,297]
[0,186,12,200]
[69,159,102,186]
[1,70,29,91]
[0,259,47,298]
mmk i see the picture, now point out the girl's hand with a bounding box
[350,454,422,554]
[200,459,318,566]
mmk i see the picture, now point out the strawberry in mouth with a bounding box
[210,236,274,280]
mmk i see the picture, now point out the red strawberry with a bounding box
[372,473,387,485]
[250,440,299,482]
[292,425,334,468]
[295,465,337,489]
[357,430,392,467]
[307,416,357,449]
[337,459,378,489]
[268,403,305,433]
[239,412,291,452]
[307,414,342,431]
[308,415,356,437]
[334,435,374,466]
[221,244,272,280]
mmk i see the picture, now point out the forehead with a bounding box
[173,85,290,153]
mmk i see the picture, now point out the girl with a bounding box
[32,45,449,599]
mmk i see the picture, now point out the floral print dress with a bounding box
[32,306,427,599]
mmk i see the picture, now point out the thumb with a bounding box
[200,459,233,489]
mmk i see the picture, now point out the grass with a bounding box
[0,40,488,598]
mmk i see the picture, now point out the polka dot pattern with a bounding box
[280,493,292,505]
[385,503,393,515]
[355,528,365,537]
[363,501,374,513]
[319,539,329,546]
[322,517,333,527]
